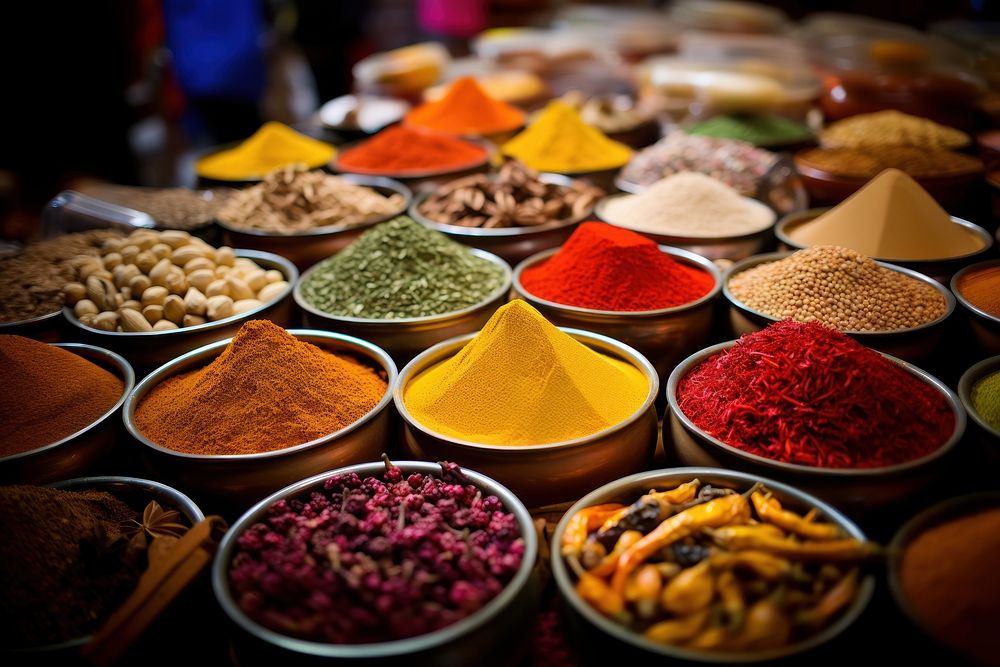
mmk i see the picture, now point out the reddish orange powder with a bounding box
[336,126,487,175]
[405,76,525,136]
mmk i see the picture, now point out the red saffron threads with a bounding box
[520,222,716,311]
[336,126,487,175]
[676,321,954,468]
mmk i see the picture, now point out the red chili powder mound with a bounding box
[676,320,955,468]
[520,222,716,311]
[336,126,487,175]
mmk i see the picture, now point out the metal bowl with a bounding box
[212,460,539,666]
[595,193,776,262]
[123,330,397,505]
[776,208,995,283]
[0,343,134,485]
[294,249,512,365]
[665,341,966,512]
[63,249,298,372]
[394,328,659,507]
[887,492,1000,664]
[0,309,65,342]
[218,174,412,270]
[551,467,875,663]
[951,260,1000,355]
[724,252,956,363]
[512,245,721,381]
[957,355,1000,463]
[408,173,592,265]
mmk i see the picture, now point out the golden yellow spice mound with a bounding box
[404,300,649,445]
[196,122,336,181]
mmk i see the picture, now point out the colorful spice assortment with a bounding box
[796,146,982,179]
[228,459,525,643]
[821,110,970,150]
[687,113,813,147]
[300,218,506,319]
[63,228,289,332]
[956,264,1000,318]
[196,122,336,181]
[728,246,947,332]
[405,76,525,135]
[403,300,648,445]
[0,486,141,647]
[0,335,124,457]
[81,185,233,231]
[502,101,632,173]
[416,160,603,229]
[971,371,1000,431]
[336,126,487,175]
[677,321,955,468]
[521,222,715,311]
[900,506,1000,666]
[0,229,121,322]
[603,172,774,238]
[619,132,778,195]
[786,169,987,260]
[561,480,877,652]
[135,320,387,455]
[217,166,405,232]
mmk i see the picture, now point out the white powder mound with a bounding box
[603,172,776,238]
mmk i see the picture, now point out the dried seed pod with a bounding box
[264,269,284,284]
[112,263,141,288]
[205,279,229,298]
[206,295,234,321]
[149,257,174,286]
[233,298,263,314]
[128,274,152,296]
[92,311,120,332]
[171,244,210,266]
[215,246,236,267]
[164,268,188,296]
[74,299,99,318]
[184,287,208,316]
[121,300,142,311]
[183,314,207,327]
[76,258,104,281]
[63,282,87,306]
[78,313,98,327]
[101,237,124,254]
[141,286,169,307]
[135,250,158,274]
[256,281,288,303]
[163,295,186,324]
[86,275,118,312]
[119,245,140,264]
[150,242,172,260]
[183,257,215,274]
[158,230,191,248]
[225,276,255,301]
[244,269,268,292]
[153,319,179,331]
[102,252,124,270]
[121,308,154,332]
[142,304,164,325]
[187,269,214,293]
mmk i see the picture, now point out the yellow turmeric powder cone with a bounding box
[403,300,649,445]
[195,122,336,181]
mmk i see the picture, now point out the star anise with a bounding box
[121,500,188,554]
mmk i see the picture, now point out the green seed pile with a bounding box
[728,246,947,332]
[300,217,507,319]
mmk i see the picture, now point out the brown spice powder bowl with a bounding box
[723,252,956,363]
[665,341,966,514]
[0,343,135,485]
[951,260,1000,355]
[957,355,1000,465]
[122,330,398,508]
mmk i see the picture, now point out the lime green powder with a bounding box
[971,370,1000,431]
[688,113,812,147]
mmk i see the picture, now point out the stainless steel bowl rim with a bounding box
[123,329,398,461]
[215,174,413,238]
[666,340,967,477]
[776,209,995,263]
[294,248,512,325]
[63,249,299,338]
[512,244,722,317]
[951,259,1000,326]
[212,460,538,658]
[0,343,135,465]
[723,251,957,336]
[595,193,776,242]
[0,308,63,330]
[551,466,875,663]
[408,172,591,238]
[331,136,493,179]
[956,354,1000,438]
[394,326,659,451]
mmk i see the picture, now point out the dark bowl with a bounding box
[951,260,1000,355]
[0,309,65,342]
[957,355,1000,464]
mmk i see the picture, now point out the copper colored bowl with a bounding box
[951,260,1000,355]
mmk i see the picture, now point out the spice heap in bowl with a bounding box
[404,76,525,136]
[557,91,660,148]
[334,126,488,178]
[557,476,877,658]
[971,369,1000,433]
[687,112,814,148]
[820,110,970,150]
[952,261,1000,354]
[79,185,233,232]
[796,146,982,181]
[196,122,336,183]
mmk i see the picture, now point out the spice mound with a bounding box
[1,335,124,457]
[821,110,970,150]
[561,480,878,653]
[786,169,987,261]
[677,321,955,468]
[956,263,1000,319]
[336,126,487,175]
[135,320,387,455]
[228,460,525,644]
[620,132,778,196]
[196,122,336,181]
[0,229,121,323]
[217,166,405,232]
[0,486,140,647]
[417,160,603,229]
[80,185,233,231]
[521,222,715,311]
[687,113,813,147]
[900,506,1000,666]
[300,217,507,320]
[560,91,656,134]
[405,75,525,135]
[403,300,649,445]
[971,371,1000,431]
[728,246,947,332]
[502,100,632,173]
[64,228,290,332]
[796,146,982,179]
[603,172,775,238]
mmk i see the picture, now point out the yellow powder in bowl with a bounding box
[403,300,649,445]
[196,122,336,181]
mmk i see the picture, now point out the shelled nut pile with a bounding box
[62,229,289,332]
[417,160,603,228]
